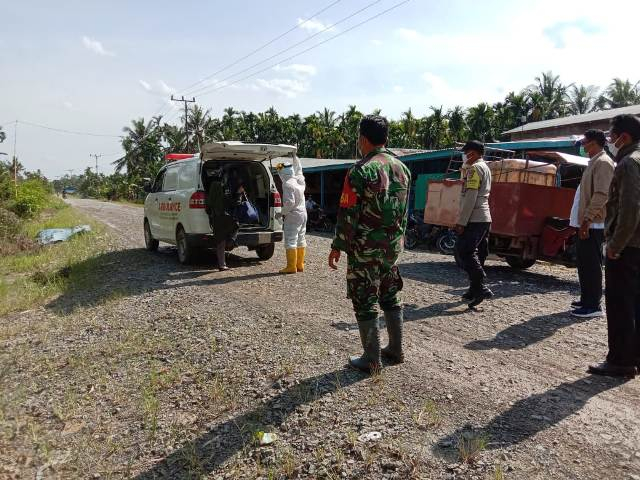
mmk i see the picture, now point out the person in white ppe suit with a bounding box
[276,156,307,273]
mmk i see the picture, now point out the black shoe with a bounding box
[468,287,493,309]
[461,289,474,301]
[587,361,636,378]
[571,300,583,308]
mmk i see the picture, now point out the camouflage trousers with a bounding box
[346,255,404,323]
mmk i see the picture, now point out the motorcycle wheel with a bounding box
[405,229,419,250]
[437,231,457,255]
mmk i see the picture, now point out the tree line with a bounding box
[32,72,640,201]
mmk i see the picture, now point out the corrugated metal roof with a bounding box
[503,104,640,134]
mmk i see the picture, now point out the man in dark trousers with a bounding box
[589,114,640,377]
[455,141,493,309]
[570,130,614,318]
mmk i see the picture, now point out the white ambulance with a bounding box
[143,141,294,264]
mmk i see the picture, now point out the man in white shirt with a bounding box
[570,130,615,318]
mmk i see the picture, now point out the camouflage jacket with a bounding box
[331,148,411,264]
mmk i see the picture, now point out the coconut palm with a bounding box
[567,85,599,115]
[186,105,211,151]
[162,124,187,153]
[115,117,163,177]
[528,71,570,119]
[598,78,640,109]
[399,108,420,148]
[466,103,494,142]
[447,106,467,143]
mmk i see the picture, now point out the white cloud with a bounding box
[138,79,152,91]
[255,78,310,98]
[274,64,317,77]
[63,101,73,110]
[371,39,383,46]
[158,80,175,95]
[82,36,115,56]
[297,18,332,33]
[393,85,404,93]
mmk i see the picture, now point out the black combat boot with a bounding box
[461,288,474,301]
[349,318,382,373]
[468,275,493,309]
[381,308,404,364]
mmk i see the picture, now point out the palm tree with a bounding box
[400,109,419,148]
[162,124,187,153]
[316,108,337,129]
[505,92,530,124]
[339,105,362,158]
[528,71,570,119]
[598,78,640,109]
[186,105,211,151]
[115,117,163,177]
[221,107,239,140]
[447,106,467,143]
[567,85,599,115]
[466,103,494,142]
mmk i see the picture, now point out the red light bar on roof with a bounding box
[165,153,194,162]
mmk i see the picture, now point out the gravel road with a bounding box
[2,198,639,479]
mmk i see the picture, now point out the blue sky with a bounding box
[1,0,639,177]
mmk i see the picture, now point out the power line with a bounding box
[17,120,123,138]
[179,0,343,96]
[187,0,384,98]
[194,0,412,99]
[151,0,343,121]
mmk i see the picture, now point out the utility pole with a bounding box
[90,153,103,174]
[13,120,18,198]
[171,95,196,151]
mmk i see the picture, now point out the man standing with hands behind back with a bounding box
[329,115,411,374]
[570,130,614,318]
[455,141,493,309]
[589,114,640,377]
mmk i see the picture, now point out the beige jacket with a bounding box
[578,150,614,225]
[458,159,492,225]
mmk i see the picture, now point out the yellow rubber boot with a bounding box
[279,249,298,274]
[296,247,306,272]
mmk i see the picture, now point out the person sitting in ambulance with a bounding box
[276,157,307,274]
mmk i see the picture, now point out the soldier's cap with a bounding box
[461,140,485,154]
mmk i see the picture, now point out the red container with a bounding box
[488,183,574,237]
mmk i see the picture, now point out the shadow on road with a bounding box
[46,247,281,315]
[465,312,593,351]
[133,367,365,479]
[433,374,627,460]
[400,260,578,300]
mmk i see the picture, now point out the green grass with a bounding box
[0,202,109,315]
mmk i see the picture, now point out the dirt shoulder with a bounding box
[1,199,639,479]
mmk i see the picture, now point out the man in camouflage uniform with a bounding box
[455,140,493,309]
[329,115,411,373]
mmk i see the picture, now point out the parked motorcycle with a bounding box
[405,211,458,255]
[307,207,334,232]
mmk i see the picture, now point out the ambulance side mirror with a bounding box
[143,178,152,193]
